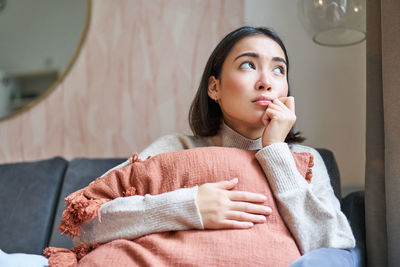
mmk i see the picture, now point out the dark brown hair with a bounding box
[188,26,304,143]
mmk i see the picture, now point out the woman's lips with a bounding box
[253,99,272,106]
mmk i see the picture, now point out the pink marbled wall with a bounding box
[0,0,244,163]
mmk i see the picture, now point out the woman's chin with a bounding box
[246,120,266,132]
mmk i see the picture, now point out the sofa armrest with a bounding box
[341,190,365,267]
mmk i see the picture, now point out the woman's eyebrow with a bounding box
[234,52,287,66]
[234,52,259,61]
[272,57,287,66]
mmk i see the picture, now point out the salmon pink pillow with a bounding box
[47,146,313,267]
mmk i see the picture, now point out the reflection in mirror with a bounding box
[0,0,90,120]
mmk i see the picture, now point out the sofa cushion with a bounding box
[0,157,68,254]
[48,157,125,249]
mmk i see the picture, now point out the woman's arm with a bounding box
[255,142,356,254]
[75,187,203,245]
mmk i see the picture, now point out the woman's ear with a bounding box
[207,76,219,101]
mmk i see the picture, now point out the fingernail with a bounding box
[265,207,272,213]
[259,216,267,222]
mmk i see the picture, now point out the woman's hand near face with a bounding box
[261,96,296,147]
[197,178,272,229]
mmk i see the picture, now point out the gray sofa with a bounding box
[0,150,365,265]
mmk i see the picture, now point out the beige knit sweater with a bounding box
[74,123,355,254]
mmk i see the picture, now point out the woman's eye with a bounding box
[240,62,255,70]
[273,66,285,75]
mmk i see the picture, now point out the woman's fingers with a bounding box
[261,96,297,147]
[278,96,295,112]
[267,97,295,115]
[197,179,272,230]
[214,178,238,190]
[229,201,272,215]
[219,220,254,229]
[261,109,271,127]
[227,211,267,223]
[226,190,267,202]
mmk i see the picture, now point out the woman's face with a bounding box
[209,35,289,138]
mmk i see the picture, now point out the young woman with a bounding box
[9,26,355,266]
[71,26,357,266]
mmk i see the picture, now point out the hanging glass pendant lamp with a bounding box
[298,0,366,47]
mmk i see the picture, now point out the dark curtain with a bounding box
[365,1,400,266]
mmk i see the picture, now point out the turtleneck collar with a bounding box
[219,121,263,150]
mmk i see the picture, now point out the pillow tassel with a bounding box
[58,190,107,237]
[43,247,77,267]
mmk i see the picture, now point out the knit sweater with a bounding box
[74,123,355,254]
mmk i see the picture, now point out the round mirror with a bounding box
[0,0,90,121]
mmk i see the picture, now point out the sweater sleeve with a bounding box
[74,187,203,245]
[255,142,355,254]
[73,135,204,246]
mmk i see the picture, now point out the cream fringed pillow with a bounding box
[45,146,313,267]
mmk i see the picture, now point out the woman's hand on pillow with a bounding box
[197,178,272,229]
[261,96,296,147]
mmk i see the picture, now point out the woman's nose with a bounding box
[255,74,272,91]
